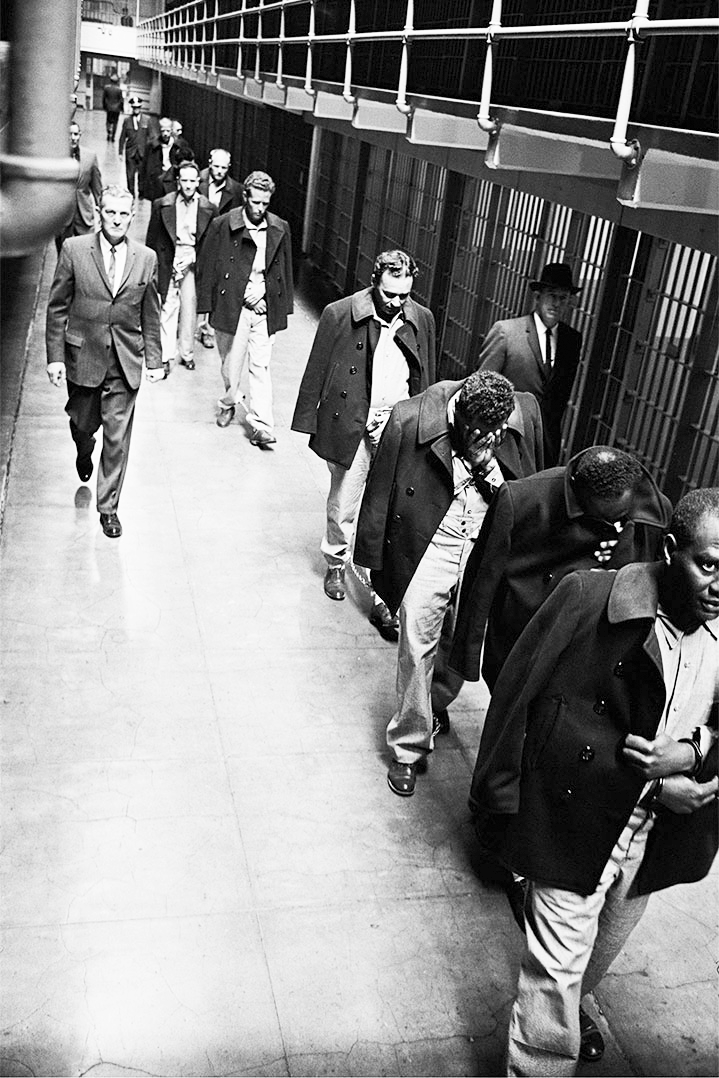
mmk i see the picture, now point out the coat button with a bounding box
[349,366,358,374]
[560,787,573,802]
[224,273,230,279]
[356,342,363,350]
[340,391,347,399]
[406,487,415,496]
[579,746,595,762]
[544,572,553,584]
[614,661,625,677]
[333,412,339,419]
[593,699,607,715]
[220,289,226,295]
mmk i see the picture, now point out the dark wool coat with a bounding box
[195,208,293,337]
[449,451,672,690]
[353,381,544,615]
[291,288,436,468]
[198,170,243,215]
[468,562,718,896]
[478,314,582,465]
[145,192,218,302]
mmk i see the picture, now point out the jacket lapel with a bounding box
[418,381,463,485]
[91,235,114,297]
[115,241,136,296]
[161,200,177,244]
[526,315,547,382]
[264,219,284,269]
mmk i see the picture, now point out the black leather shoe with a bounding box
[387,760,417,797]
[324,566,345,600]
[76,449,94,483]
[99,512,122,538]
[179,358,196,370]
[369,601,399,642]
[216,406,235,428]
[162,361,171,379]
[579,1006,605,1063]
[431,708,451,737]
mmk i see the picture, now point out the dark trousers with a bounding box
[66,347,138,513]
[105,110,120,140]
[125,153,144,199]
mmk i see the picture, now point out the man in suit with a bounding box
[478,262,582,466]
[46,185,164,538]
[143,117,193,203]
[55,122,103,253]
[101,74,124,142]
[118,96,150,199]
[199,148,243,216]
[145,160,217,374]
[292,250,436,638]
[354,371,544,796]
[469,487,719,1075]
[197,170,293,446]
[450,445,672,694]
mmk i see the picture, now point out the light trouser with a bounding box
[160,266,196,364]
[386,529,473,765]
[321,433,374,567]
[66,347,138,514]
[506,808,653,1077]
[215,308,275,435]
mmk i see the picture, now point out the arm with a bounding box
[354,405,404,571]
[477,321,507,373]
[195,216,221,316]
[90,156,103,208]
[527,393,545,473]
[144,200,161,254]
[282,221,294,313]
[141,252,163,372]
[118,119,127,156]
[425,310,437,386]
[45,243,74,379]
[290,305,341,434]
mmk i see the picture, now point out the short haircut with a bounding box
[209,148,231,165]
[159,116,172,126]
[99,184,134,209]
[243,170,276,195]
[69,122,80,132]
[455,370,515,430]
[573,446,643,498]
[371,249,418,285]
[670,488,719,549]
[177,159,200,177]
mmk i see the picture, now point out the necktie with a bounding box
[545,328,553,371]
[72,148,80,161]
[108,244,117,294]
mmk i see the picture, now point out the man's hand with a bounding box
[593,538,619,563]
[623,733,696,778]
[465,425,506,476]
[47,362,66,387]
[656,774,718,814]
[243,281,265,310]
[146,367,165,383]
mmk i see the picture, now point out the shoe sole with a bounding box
[387,775,415,797]
[324,591,345,601]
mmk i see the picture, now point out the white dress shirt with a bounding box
[99,233,127,295]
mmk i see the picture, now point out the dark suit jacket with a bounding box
[354,382,544,614]
[45,234,162,389]
[198,169,243,215]
[468,562,718,896]
[145,193,218,301]
[196,207,293,337]
[60,147,102,237]
[102,83,124,114]
[118,114,150,160]
[449,450,672,690]
[143,136,194,203]
[478,314,582,465]
[291,288,437,469]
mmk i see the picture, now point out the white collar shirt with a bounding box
[534,312,558,369]
[99,233,127,295]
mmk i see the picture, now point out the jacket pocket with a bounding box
[64,331,84,347]
[321,362,339,401]
[525,694,565,771]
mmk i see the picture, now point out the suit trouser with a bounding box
[161,265,196,365]
[386,528,471,764]
[125,153,144,199]
[321,433,374,568]
[65,347,138,514]
[105,111,120,139]
[506,808,652,1077]
[215,309,275,434]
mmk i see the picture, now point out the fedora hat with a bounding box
[529,262,581,294]
[129,96,142,105]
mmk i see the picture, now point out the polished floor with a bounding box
[1,111,717,1078]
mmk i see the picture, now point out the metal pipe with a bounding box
[0,0,80,257]
[477,0,502,134]
[610,2,650,166]
[342,0,356,104]
[396,0,414,114]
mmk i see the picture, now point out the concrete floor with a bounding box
[0,111,717,1078]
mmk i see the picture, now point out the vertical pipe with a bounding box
[396,0,414,113]
[302,124,322,254]
[304,0,315,95]
[343,0,355,102]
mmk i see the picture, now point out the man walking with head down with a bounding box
[197,170,293,446]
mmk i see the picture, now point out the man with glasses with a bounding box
[292,250,436,639]
[478,262,582,466]
[354,371,544,796]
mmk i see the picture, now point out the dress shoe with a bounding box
[162,361,171,379]
[387,759,417,797]
[216,406,235,428]
[324,565,345,600]
[199,327,215,348]
[369,601,399,642]
[75,445,94,483]
[579,1006,605,1063]
[99,512,122,538]
[431,708,451,738]
[250,429,277,447]
[179,358,196,370]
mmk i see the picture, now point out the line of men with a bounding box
[292,249,718,1076]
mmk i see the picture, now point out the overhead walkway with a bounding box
[0,111,716,1078]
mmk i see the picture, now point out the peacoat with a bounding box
[354,381,544,614]
[291,288,437,468]
[195,207,293,337]
[468,562,718,896]
[478,314,581,465]
[145,192,218,302]
[449,449,672,690]
[45,233,162,389]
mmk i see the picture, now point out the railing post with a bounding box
[343,0,356,103]
[477,0,502,134]
[609,1,650,166]
[396,0,414,114]
[253,0,263,82]
[276,1,285,88]
[236,0,247,79]
[304,0,316,96]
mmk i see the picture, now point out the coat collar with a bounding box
[350,287,423,334]
[562,448,672,528]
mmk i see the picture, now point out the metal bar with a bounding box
[343,0,355,104]
[396,0,414,115]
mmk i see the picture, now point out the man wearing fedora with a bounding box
[478,262,582,466]
[118,96,150,200]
